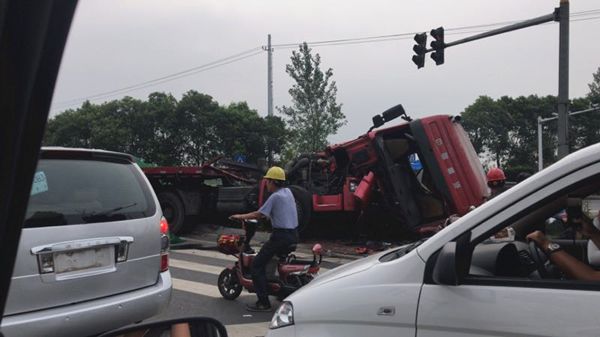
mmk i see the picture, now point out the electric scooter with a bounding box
[217,220,322,301]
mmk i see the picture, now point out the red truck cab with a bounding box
[280,108,489,236]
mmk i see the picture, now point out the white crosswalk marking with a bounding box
[169,258,227,276]
[172,277,258,300]
[170,256,329,276]
[174,248,236,261]
[174,248,318,261]
[172,278,222,298]
[174,246,355,265]
[168,249,335,302]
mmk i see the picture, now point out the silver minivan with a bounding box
[1,147,172,337]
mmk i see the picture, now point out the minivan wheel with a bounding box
[218,269,243,300]
[157,192,185,235]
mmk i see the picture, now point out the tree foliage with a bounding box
[44,91,287,166]
[278,42,346,154]
[461,75,600,178]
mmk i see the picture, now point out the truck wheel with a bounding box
[289,186,312,237]
[158,192,186,235]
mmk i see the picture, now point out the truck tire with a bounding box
[288,185,312,237]
[157,191,186,235]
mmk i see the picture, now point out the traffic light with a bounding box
[430,27,445,65]
[412,32,427,69]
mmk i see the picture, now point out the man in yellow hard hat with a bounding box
[230,166,299,312]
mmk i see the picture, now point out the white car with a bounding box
[268,143,600,337]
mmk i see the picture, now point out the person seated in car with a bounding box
[527,212,600,281]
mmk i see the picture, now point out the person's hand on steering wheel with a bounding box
[526,230,550,250]
[526,230,552,278]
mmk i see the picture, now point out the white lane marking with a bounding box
[170,258,228,276]
[173,249,236,261]
[174,248,340,264]
[170,256,330,275]
[226,322,269,337]
[172,277,253,299]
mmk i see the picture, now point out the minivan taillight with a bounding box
[160,217,169,235]
[160,216,169,272]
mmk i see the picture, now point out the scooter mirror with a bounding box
[312,243,323,255]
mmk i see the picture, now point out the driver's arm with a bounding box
[230,211,264,221]
[548,250,600,281]
[528,230,600,281]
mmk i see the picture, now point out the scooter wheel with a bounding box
[218,269,243,300]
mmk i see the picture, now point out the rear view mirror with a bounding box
[371,115,385,129]
[381,104,406,123]
[99,317,228,337]
[432,242,459,285]
[369,104,408,131]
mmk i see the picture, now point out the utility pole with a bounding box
[557,0,570,158]
[267,34,273,116]
[263,34,274,165]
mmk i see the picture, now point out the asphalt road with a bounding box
[152,247,353,337]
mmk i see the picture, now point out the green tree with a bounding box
[44,91,288,167]
[570,67,600,151]
[44,102,95,147]
[176,91,221,165]
[461,96,512,167]
[588,67,600,104]
[215,102,288,164]
[461,92,600,177]
[144,92,182,166]
[278,42,345,155]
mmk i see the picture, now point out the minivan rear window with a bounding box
[25,159,156,227]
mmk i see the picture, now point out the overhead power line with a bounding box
[272,9,600,49]
[53,47,263,109]
[53,8,600,111]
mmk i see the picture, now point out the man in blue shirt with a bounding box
[230,166,299,311]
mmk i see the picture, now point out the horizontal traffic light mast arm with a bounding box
[443,11,557,49]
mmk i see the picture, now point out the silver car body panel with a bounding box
[1,271,171,337]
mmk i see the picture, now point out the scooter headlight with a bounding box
[270,301,294,329]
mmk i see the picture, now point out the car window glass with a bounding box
[467,172,600,283]
[25,159,156,227]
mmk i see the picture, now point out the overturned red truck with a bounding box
[143,104,490,238]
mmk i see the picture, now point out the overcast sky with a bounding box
[50,0,600,143]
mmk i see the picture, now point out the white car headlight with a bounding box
[269,301,294,329]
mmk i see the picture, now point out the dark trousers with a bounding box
[251,229,298,304]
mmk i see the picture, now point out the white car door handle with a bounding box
[377,306,395,316]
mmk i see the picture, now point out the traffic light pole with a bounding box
[414,1,571,158]
[439,12,556,51]
[557,0,569,159]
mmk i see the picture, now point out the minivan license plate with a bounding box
[54,246,115,274]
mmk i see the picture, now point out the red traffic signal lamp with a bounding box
[412,32,427,69]
[430,27,445,65]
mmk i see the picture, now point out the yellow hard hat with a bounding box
[264,166,286,181]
